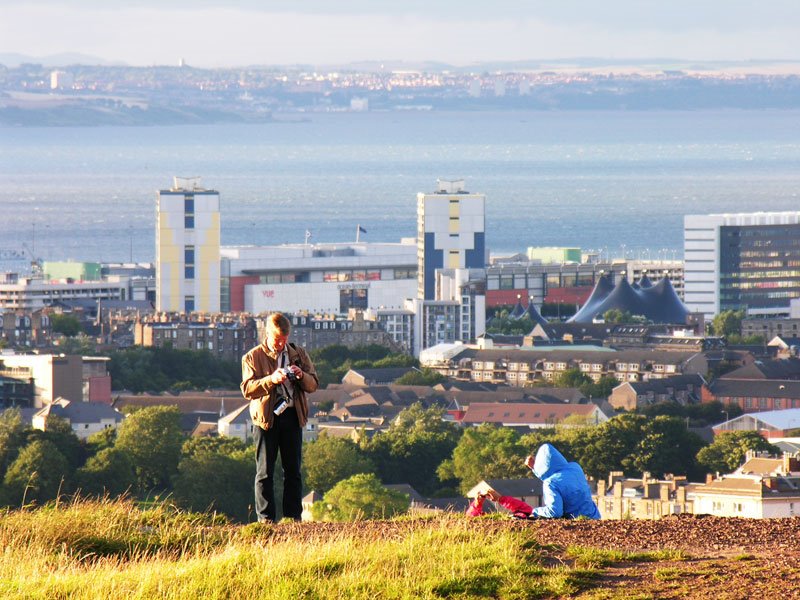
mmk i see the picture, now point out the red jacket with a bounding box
[466,495,533,518]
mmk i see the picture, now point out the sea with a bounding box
[1,109,800,270]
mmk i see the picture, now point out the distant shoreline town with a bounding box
[3,60,800,126]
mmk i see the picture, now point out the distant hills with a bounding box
[0,52,126,68]
[3,53,800,74]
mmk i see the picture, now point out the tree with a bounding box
[32,415,85,475]
[107,346,240,393]
[181,435,248,459]
[696,431,779,475]
[565,413,647,480]
[74,448,136,497]
[581,376,619,400]
[84,426,117,458]
[58,334,97,356]
[485,314,537,335]
[0,408,28,480]
[394,368,445,386]
[712,310,745,338]
[364,404,461,495]
[303,433,375,495]
[444,425,529,494]
[115,405,183,492]
[310,473,408,521]
[50,313,82,337]
[173,451,253,522]
[602,309,641,324]
[626,416,705,479]
[2,439,69,506]
[553,367,591,389]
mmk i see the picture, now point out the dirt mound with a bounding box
[258,516,800,598]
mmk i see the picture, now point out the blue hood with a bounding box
[533,443,569,480]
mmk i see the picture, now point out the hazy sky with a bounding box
[3,1,800,67]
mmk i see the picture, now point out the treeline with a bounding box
[0,402,776,523]
[106,344,425,392]
[108,346,241,392]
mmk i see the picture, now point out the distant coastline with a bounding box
[3,61,800,127]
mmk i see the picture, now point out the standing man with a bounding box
[241,312,318,522]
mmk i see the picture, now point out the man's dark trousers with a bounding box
[254,408,303,522]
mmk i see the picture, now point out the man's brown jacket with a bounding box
[240,341,318,430]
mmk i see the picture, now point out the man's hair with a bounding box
[266,312,291,335]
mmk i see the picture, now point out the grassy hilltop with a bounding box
[1,498,799,599]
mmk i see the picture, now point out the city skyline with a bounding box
[2,1,800,68]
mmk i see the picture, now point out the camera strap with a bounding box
[278,350,295,407]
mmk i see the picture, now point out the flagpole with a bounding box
[356,224,360,243]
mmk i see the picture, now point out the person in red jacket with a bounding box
[466,488,533,519]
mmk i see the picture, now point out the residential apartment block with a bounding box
[691,451,800,518]
[594,472,693,520]
[134,314,258,362]
[420,345,706,387]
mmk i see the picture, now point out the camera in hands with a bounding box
[282,367,299,382]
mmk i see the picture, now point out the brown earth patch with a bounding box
[256,515,800,597]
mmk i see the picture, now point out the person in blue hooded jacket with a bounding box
[524,443,601,519]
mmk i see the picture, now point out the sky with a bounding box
[2,1,800,68]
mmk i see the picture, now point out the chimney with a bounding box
[608,471,624,487]
[597,479,607,497]
[613,481,623,498]
[783,452,800,474]
[659,484,670,502]
[705,473,714,484]
[645,482,659,499]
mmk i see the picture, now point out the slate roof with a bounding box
[708,379,800,400]
[627,374,706,394]
[460,402,600,425]
[720,358,800,381]
[36,399,123,424]
[219,403,250,425]
[343,367,415,385]
[113,391,244,414]
[454,347,695,366]
[384,484,426,504]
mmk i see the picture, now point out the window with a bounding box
[184,296,195,312]
[184,195,195,229]
[184,266,195,279]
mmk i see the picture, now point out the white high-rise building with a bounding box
[156,177,220,313]
[413,179,487,355]
[684,211,800,318]
[417,178,486,300]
